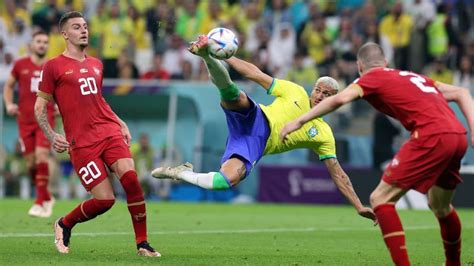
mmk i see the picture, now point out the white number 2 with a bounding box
[399,71,438,94]
[79,77,98,95]
[79,161,102,185]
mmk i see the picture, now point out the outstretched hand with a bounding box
[280,120,303,142]
[358,207,378,226]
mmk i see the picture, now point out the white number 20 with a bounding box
[79,77,98,95]
[399,71,438,94]
[79,161,102,185]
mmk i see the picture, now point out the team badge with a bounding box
[307,126,318,138]
[93,67,100,76]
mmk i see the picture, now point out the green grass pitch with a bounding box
[0,199,473,265]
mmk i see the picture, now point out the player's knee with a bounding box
[369,190,384,208]
[25,156,35,170]
[429,201,451,218]
[35,151,49,163]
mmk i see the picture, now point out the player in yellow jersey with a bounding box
[152,35,376,222]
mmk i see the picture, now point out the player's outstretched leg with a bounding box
[53,179,116,254]
[188,35,249,110]
[152,158,243,190]
[370,181,410,266]
[428,186,461,266]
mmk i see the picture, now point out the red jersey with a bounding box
[355,68,465,137]
[38,55,122,149]
[11,56,54,124]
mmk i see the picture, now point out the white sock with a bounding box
[179,171,217,189]
[203,56,232,89]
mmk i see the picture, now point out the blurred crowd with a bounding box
[0,0,472,88]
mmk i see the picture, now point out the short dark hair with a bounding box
[32,29,48,38]
[59,11,84,30]
[357,42,386,69]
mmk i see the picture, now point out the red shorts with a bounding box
[382,133,467,193]
[18,120,54,155]
[69,135,131,191]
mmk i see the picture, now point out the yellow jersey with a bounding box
[260,79,337,160]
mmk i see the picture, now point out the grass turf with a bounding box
[0,199,473,265]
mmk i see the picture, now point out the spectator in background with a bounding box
[128,6,153,75]
[31,0,63,33]
[333,18,353,56]
[268,22,296,78]
[199,0,228,35]
[300,15,332,65]
[100,3,133,78]
[353,1,377,36]
[285,50,317,88]
[262,0,291,33]
[145,1,176,54]
[427,57,454,84]
[88,1,108,57]
[117,50,139,79]
[238,1,263,54]
[0,48,14,82]
[174,0,203,42]
[1,0,31,34]
[131,133,156,198]
[453,55,473,90]
[6,18,31,58]
[406,0,436,73]
[245,22,270,56]
[162,34,187,79]
[140,53,170,80]
[426,5,449,62]
[379,1,413,70]
[45,25,65,59]
[2,140,27,197]
[363,20,393,66]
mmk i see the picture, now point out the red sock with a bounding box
[374,204,410,266]
[120,170,147,244]
[62,198,115,228]
[437,209,461,266]
[35,162,51,204]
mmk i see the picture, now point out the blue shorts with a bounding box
[221,96,270,178]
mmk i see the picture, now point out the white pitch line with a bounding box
[2,225,470,238]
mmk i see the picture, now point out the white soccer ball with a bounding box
[207,27,239,60]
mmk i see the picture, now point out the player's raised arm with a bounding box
[323,158,377,224]
[225,56,273,91]
[436,81,474,146]
[34,97,69,153]
[280,84,362,142]
[3,74,19,116]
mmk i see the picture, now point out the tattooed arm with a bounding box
[324,158,377,224]
[34,97,69,153]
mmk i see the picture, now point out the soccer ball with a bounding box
[207,27,239,60]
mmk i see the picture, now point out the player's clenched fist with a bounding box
[5,103,19,116]
[52,133,69,153]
